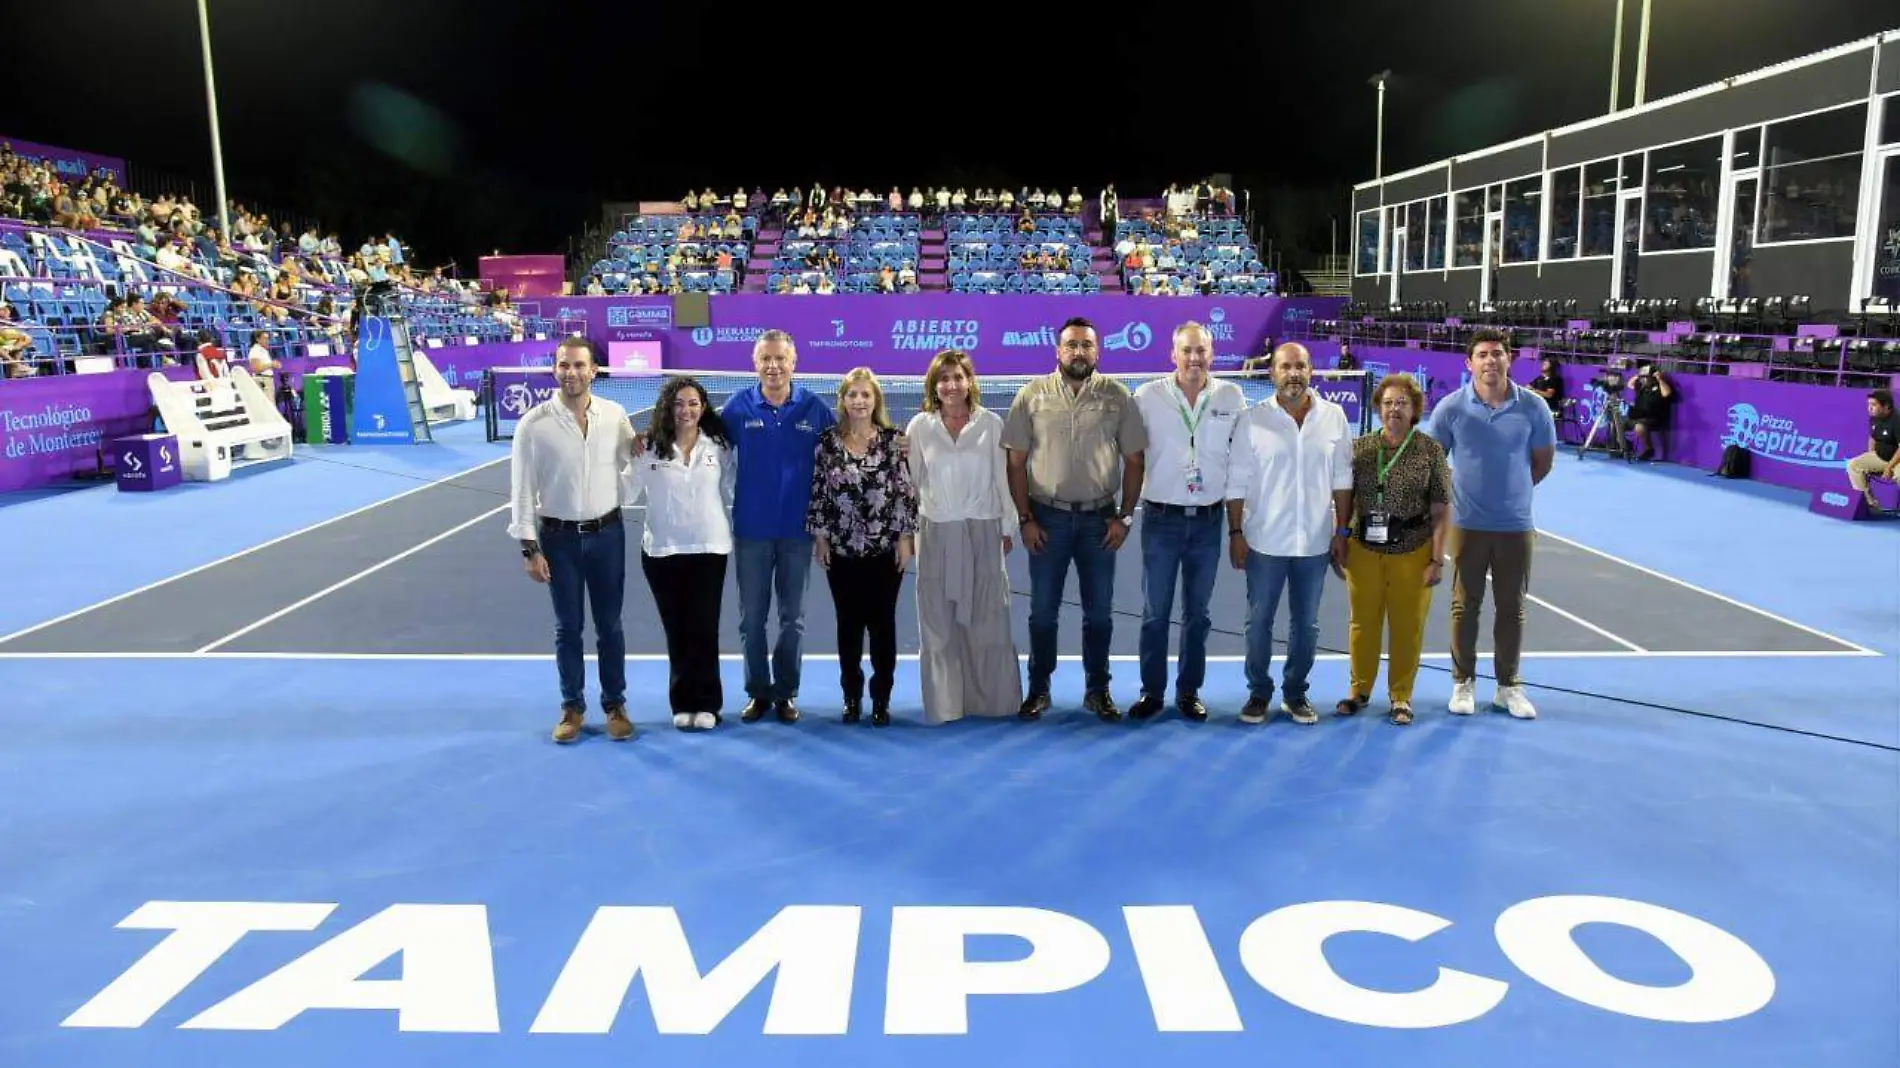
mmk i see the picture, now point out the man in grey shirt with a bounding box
[1004,317,1149,721]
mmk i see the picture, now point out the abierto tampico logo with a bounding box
[1722,403,1841,468]
[891,318,979,352]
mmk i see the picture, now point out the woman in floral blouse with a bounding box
[807,368,918,726]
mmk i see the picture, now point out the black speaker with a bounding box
[673,291,710,329]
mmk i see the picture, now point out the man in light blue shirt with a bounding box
[1424,328,1556,721]
[720,330,835,723]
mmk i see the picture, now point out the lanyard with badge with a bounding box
[1169,380,1211,495]
[1363,428,1413,545]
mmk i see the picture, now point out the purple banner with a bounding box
[537,294,1345,375]
[1299,341,1875,498]
[0,135,128,186]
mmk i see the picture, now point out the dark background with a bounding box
[2,0,1890,276]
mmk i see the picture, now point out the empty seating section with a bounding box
[944,213,1097,295]
[1113,215,1274,296]
[1,222,545,378]
[1320,292,1900,386]
[593,213,757,295]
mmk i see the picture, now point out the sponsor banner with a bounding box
[1300,340,1876,497]
[0,134,128,185]
[350,317,419,445]
[537,294,1345,375]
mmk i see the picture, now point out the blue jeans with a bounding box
[542,519,628,709]
[1243,551,1331,704]
[735,537,814,701]
[1027,502,1117,695]
[1139,506,1223,700]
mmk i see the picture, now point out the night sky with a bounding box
[2,0,1891,273]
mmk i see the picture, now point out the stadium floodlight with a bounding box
[196,0,232,240]
[1369,71,1392,180]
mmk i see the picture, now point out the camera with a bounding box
[1589,368,1625,392]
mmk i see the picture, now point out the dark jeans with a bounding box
[1243,551,1331,704]
[1027,501,1117,696]
[1138,504,1223,700]
[641,551,727,714]
[826,548,903,707]
[542,518,627,709]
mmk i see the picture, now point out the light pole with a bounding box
[1633,0,1654,105]
[1609,0,1625,111]
[1370,70,1392,179]
[196,0,231,240]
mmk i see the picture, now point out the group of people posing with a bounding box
[506,321,1556,742]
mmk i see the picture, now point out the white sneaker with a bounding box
[692,711,718,730]
[1449,680,1477,715]
[1495,685,1538,720]
[672,712,693,729]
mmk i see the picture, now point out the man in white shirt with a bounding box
[1130,322,1246,721]
[1224,342,1354,725]
[508,338,640,744]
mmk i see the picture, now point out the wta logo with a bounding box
[1103,322,1152,353]
[1722,403,1841,468]
[500,382,556,417]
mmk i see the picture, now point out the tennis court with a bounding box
[0,374,1894,1068]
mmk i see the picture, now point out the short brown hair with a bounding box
[922,349,980,413]
[1466,327,1512,358]
[1373,373,1425,419]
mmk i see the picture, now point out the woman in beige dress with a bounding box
[903,350,1024,724]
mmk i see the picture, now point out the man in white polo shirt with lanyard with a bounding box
[1129,322,1246,721]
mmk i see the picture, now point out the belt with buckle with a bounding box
[1143,499,1221,518]
[1032,493,1117,514]
[541,508,622,533]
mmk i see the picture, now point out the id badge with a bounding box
[1363,511,1390,545]
[1185,464,1204,495]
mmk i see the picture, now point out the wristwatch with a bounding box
[1116,511,1134,525]
[1335,526,1352,538]
[521,545,541,558]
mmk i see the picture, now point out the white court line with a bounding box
[0,454,511,646]
[1535,527,1879,656]
[1525,592,1647,652]
[194,504,511,653]
[0,650,1876,662]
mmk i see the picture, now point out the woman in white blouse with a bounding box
[904,350,1025,724]
[625,376,738,731]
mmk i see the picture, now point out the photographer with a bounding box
[1627,365,1674,461]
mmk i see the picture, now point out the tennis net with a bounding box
[484,366,1372,441]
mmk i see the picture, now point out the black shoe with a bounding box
[871,703,891,728]
[741,697,768,723]
[1085,690,1121,722]
[1177,694,1209,722]
[775,698,800,724]
[842,699,862,725]
[1018,692,1050,720]
[1128,693,1164,720]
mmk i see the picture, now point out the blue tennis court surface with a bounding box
[1,416,1895,1068]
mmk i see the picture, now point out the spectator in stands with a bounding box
[509,337,639,745]
[877,265,896,294]
[1004,317,1148,722]
[584,274,605,296]
[0,304,37,378]
[1426,328,1555,720]
[193,330,228,379]
[722,330,836,725]
[1224,342,1355,726]
[905,349,1023,724]
[627,375,737,732]
[806,369,917,726]
[909,187,924,213]
[1129,322,1246,722]
[1336,373,1450,726]
[898,261,918,293]
[1846,389,1899,511]
[1626,365,1674,461]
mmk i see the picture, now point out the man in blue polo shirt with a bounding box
[722,330,835,724]
[1424,327,1556,721]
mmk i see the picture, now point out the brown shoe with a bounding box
[551,705,584,744]
[604,703,635,741]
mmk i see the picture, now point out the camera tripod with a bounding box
[1578,392,1635,462]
